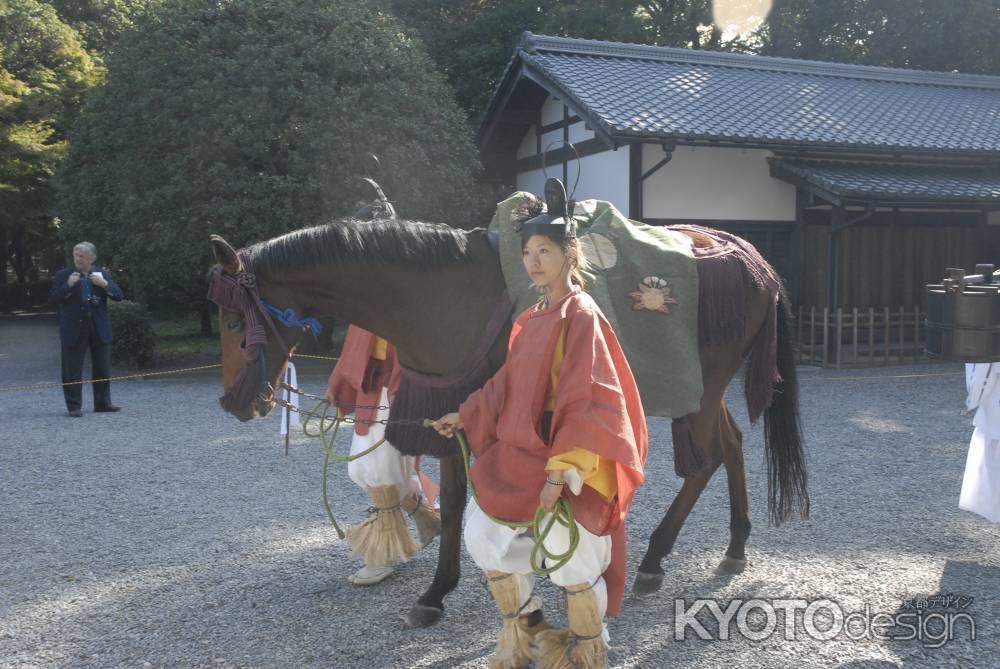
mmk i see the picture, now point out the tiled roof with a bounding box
[770,159,1000,203]
[482,33,1000,155]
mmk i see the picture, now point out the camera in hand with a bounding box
[77,272,101,307]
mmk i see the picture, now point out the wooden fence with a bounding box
[796,306,927,368]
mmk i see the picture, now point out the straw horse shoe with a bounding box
[206,215,808,628]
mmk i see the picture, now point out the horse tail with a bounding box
[747,285,810,526]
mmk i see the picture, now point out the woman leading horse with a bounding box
[204,193,808,629]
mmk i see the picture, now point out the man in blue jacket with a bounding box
[48,242,124,417]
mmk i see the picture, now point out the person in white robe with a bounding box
[961,363,1000,523]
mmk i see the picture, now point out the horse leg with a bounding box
[634,403,725,597]
[406,452,467,628]
[716,402,751,574]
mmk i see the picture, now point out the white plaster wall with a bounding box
[515,148,630,216]
[516,94,595,160]
[540,96,563,125]
[573,149,629,214]
[516,124,537,159]
[642,145,796,221]
[516,167,548,200]
[567,122,595,145]
[539,129,564,152]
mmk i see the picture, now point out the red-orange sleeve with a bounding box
[549,307,647,512]
[325,326,375,415]
[458,363,508,458]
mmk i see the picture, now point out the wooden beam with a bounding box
[788,188,806,305]
[629,144,643,220]
[514,137,609,172]
[538,114,582,135]
[829,206,845,311]
[562,106,569,186]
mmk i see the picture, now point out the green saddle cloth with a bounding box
[488,192,703,418]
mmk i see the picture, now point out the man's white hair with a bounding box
[73,241,97,259]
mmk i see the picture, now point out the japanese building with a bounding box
[478,32,1000,320]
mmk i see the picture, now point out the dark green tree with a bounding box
[43,1,161,53]
[390,0,756,120]
[0,0,101,285]
[57,0,487,324]
[760,0,1000,75]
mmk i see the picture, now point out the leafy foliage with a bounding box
[57,0,487,306]
[760,0,1000,74]
[43,0,161,53]
[0,0,102,283]
[392,0,1000,120]
[109,298,155,366]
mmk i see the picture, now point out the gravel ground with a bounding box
[1,316,998,668]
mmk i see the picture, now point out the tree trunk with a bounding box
[12,225,28,284]
[200,300,214,336]
[0,225,8,286]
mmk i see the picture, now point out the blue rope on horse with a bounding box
[261,301,323,337]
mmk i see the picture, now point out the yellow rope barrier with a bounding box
[799,371,963,382]
[0,352,343,394]
[0,363,224,393]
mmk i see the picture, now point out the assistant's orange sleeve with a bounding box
[544,322,617,501]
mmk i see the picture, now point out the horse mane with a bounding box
[243,217,477,280]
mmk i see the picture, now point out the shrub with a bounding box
[57,0,488,309]
[110,300,156,367]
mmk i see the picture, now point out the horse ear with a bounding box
[210,235,242,275]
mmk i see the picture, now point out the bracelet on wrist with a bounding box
[545,479,565,486]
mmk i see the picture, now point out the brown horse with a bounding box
[206,215,808,628]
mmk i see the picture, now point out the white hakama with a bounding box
[347,387,421,498]
[463,486,613,641]
[961,363,1000,523]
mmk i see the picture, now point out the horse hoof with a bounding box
[405,603,443,628]
[715,556,747,575]
[632,571,664,598]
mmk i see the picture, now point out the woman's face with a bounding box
[522,234,568,289]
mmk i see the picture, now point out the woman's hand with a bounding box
[432,412,462,438]
[540,470,565,512]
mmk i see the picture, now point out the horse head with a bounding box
[208,234,313,422]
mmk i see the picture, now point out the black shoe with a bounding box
[94,405,121,413]
[68,409,84,417]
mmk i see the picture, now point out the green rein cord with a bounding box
[418,419,580,576]
[297,398,581,575]
[301,399,386,539]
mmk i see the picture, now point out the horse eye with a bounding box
[226,320,243,332]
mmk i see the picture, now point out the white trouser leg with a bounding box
[347,388,417,494]
[464,499,539,614]
[960,429,1000,522]
[540,509,612,637]
[464,499,612,618]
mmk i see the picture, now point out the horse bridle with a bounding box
[205,176,390,413]
[206,262,322,412]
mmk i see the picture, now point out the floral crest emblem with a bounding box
[629,276,678,314]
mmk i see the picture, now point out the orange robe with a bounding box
[326,326,401,436]
[459,287,648,615]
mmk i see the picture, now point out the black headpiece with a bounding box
[353,177,396,221]
[520,178,577,239]
[353,153,397,221]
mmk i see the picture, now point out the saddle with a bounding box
[489,183,704,418]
